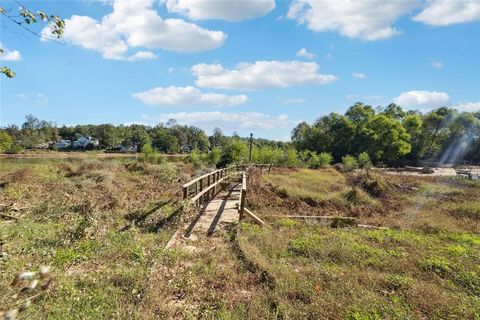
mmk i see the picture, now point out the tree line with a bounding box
[0,115,285,155]
[1,103,479,167]
[291,103,480,165]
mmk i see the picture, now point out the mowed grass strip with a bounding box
[264,168,350,204]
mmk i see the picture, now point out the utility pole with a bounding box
[249,133,253,162]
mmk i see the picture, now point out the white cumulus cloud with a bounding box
[450,102,480,113]
[430,60,444,69]
[296,47,316,59]
[352,72,367,79]
[41,0,226,60]
[414,0,480,26]
[0,44,21,61]
[191,60,337,90]
[287,0,418,41]
[132,86,248,107]
[165,0,275,21]
[393,90,450,108]
[278,97,305,105]
[145,111,292,131]
[126,51,158,62]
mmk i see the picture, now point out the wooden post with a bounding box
[195,181,199,207]
[206,175,211,201]
[182,186,188,200]
[239,171,247,220]
[199,178,204,205]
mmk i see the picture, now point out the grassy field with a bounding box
[0,157,194,318]
[1,161,479,319]
[238,168,480,319]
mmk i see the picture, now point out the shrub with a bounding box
[352,171,392,197]
[307,153,320,169]
[0,130,13,152]
[285,148,299,167]
[142,143,154,157]
[188,148,202,168]
[318,152,333,168]
[207,147,221,166]
[357,152,372,169]
[342,155,358,171]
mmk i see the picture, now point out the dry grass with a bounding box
[0,157,186,318]
[236,168,480,318]
[238,221,480,319]
[2,160,479,319]
[264,168,351,205]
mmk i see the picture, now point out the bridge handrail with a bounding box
[182,169,224,189]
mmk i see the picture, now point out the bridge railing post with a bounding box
[199,178,204,205]
[239,171,247,220]
[206,175,211,201]
[182,186,188,200]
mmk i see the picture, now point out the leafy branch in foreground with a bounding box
[0,5,65,78]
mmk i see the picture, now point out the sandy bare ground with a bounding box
[382,167,480,177]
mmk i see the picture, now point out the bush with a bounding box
[307,153,320,169]
[342,155,358,171]
[285,148,299,167]
[142,143,154,157]
[0,130,13,152]
[6,144,23,154]
[318,152,333,168]
[207,147,221,166]
[358,152,372,169]
[188,148,202,168]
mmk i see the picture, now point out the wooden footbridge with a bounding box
[166,165,268,250]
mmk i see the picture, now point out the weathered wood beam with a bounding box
[244,208,266,226]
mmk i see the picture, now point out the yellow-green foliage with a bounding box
[265,168,351,204]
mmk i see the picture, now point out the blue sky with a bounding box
[1,0,479,140]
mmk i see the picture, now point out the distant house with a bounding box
[33,142,50,149]
[181,144,193,153]
[73,136,99,149]
[106,143,138,153]
[56,140,72,149]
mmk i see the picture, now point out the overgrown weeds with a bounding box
[0,157,184,318]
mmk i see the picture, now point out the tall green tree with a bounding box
[360,115,411,161]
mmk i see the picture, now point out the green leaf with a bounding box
[1,66,16,78]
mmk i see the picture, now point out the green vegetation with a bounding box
[0,157,188,318]
[1,5,64,78]
[292,103,480,164]
[238,224,480,319]
[237,168,480,319]
[342,155,358,171]
[2,157,479,318]
[264,168,350,204]
[4,103,479,171]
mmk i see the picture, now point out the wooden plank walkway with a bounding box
[165,182,241,251]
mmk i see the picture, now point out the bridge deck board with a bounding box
[166,182,240,251]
